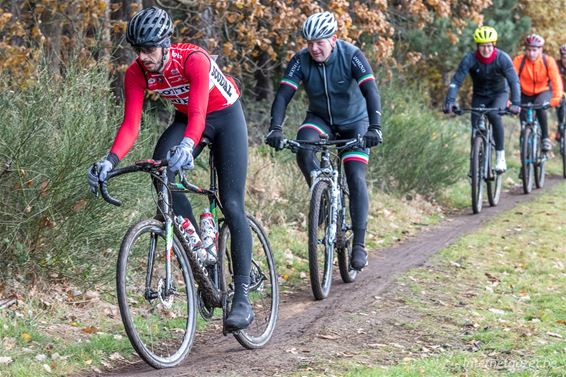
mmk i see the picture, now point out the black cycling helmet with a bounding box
[126,6,173,48]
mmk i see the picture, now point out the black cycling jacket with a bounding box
[271,40,381,128]
[445,48,521,106]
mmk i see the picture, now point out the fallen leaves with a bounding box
[485,272,500,283]
[317,334,339,340]
[81,326,98,334]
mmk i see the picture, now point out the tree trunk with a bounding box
[254,51,273,101]
[110,0,140,101]
[39,7,63,77]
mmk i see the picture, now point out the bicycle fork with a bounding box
[148,172,177,304]
[310,169,340,245]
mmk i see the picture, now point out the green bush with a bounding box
[0,65,159,283]
[0,63,469,285]
[370,83,468,196]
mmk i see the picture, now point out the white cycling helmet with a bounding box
[302,12,337,41]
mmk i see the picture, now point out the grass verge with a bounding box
[303,181,566,377]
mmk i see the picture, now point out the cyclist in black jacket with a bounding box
[556,44,566,140]
[444,26,521,172]
[265,11,382,271]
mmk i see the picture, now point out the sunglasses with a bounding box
[133,46,158,55]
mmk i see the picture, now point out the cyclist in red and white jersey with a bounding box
[87,6,254,331]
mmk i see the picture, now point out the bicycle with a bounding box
[519,103,549,194]
[558,118,566,179]
[454,106,508,214]
[282,135,363,300]
[96,141,279,369]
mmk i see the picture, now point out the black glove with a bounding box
[509,104,521,115]
[87,159,113,196]
[364,125,383,148]
[266,126,284,151]
[443,101,456,114]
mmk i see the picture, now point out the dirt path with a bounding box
[103,178,562,377]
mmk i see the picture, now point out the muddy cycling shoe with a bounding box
[225,275,254,332]
[350,244,368,271]
[542,138,552,152]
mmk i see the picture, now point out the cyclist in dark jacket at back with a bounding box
[444,26,521,172]
[265,11,382,271]
[556,44,566,140]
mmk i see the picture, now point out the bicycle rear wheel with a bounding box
[308,180,334,300]
[336,178,357,283]
[486,145,502,207]
[116,219,197,369]
[218,216,279,349]
[520,127,534,194]
[471,136,485,214]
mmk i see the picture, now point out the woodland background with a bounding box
[2,0,565,104]
[1,0,565,280]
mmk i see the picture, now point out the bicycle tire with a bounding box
[562,128,566,179]
[117,219,197,369]
[534,132,545,189]
[308,180,334,300]
[520,127,534,194]
[336,177,357,283]
[218,215,279,349]
[486,144,502,207]
[471,136,484,214]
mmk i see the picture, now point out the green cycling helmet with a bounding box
[473,26,498,44]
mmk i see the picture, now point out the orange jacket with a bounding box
[513,53,564,107]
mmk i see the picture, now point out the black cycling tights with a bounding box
[521,91,553,139]
[556,99,565,127]
[153,100,252,277]
[295,115,369,247]
[471,93,507,151]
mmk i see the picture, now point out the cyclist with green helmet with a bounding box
[444,26,521,172]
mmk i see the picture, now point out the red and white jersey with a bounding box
[110,43,240,160]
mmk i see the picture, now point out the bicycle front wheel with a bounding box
[471,136,485,214]
[308,180,334,300]
[218,216,279,349]
[520,127,534,194]
[116,219,197,369]
[486,145,502,207]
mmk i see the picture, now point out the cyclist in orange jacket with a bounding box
[556,44,566,140]
[513,34,564,151]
